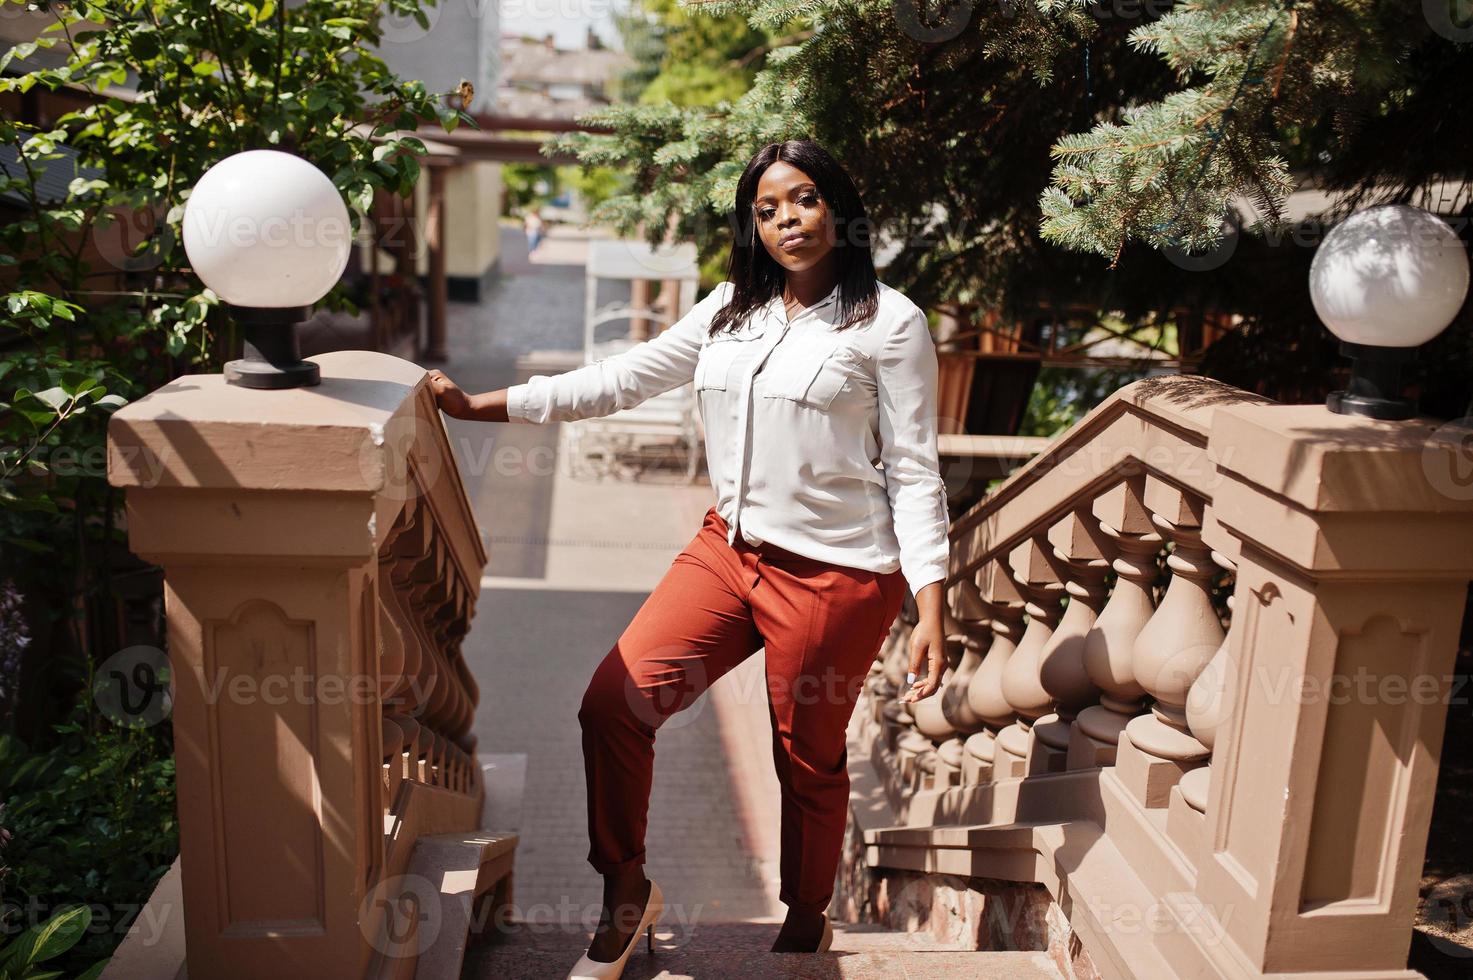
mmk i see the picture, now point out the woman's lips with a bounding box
[779,234,809,251]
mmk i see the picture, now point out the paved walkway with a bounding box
[465,921,1063,979]
[440,224,787,941]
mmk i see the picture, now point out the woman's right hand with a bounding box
[427,369,473,419]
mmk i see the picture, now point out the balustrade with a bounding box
[853,375,1473,978]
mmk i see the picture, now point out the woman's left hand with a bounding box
[903,617,946,703]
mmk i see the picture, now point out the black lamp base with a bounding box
[224,305,320,389]
[1325,388,1416,420]
[224,356,321,389]
[1325,341,1418,421]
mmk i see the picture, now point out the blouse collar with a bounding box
[764,281,842,323]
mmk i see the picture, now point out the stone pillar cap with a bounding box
[108,350,431,494]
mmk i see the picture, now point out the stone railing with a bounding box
[848,374,1473,979]
[104,350,514,979]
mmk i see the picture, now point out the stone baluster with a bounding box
[382,717,406,811]
[1117,485,1225,808]
[880,616,912,696]
[1030,509,1110,774]
[1068,478,1162,769]
[907,634,959,789]
[865,617,906,726]
[878,617,929,783]
[429,568,479,742]
[397,716,426,783]
[1176,549,1238,815]
[941,576,990,735]
[993,537,1067,779]
[877,618,914,731]
[962,562,1026,785]
[936,586,991,781]
[406,533,461,730]
[385,503,431,718]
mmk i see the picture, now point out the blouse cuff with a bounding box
[504,382,535,424]
[904,562,949,599]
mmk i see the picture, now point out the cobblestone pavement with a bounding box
[435,225,785,947]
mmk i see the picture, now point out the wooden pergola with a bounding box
[411,113,613,360]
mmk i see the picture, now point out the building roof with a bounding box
[499,37,633,88]
[491,87,618,123]
[0,142,102,208]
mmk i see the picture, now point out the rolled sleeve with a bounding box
[875,308,952,596]
[504,382,534,423]
[505,281,733,425]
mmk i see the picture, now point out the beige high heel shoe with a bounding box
[565,878,663,980]
[818,912,833,952]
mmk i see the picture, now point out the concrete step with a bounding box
[462,919,1064,979]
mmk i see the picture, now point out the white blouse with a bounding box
[505,279,952,597]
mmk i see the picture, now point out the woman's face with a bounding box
[753,161,837,275]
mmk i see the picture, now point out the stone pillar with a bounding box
[1178,403,1473,975]
[630,278,652,341]
[425,164,449,361]
[105,351,484,979]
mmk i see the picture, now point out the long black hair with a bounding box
[708,140,879,337]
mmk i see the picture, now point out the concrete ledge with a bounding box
[404,831,519,980]
[100,859,187,980]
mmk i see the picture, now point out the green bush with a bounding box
[0,717,175,978]
[0,903,106,980]
[2,5,466,968]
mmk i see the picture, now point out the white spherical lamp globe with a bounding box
[1309,204,1469,348]
[182,149,352,308]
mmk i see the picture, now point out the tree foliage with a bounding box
[0,3,463,967]
[620,0,776,107]
[547,0,1472,418]
[1,0,466,657]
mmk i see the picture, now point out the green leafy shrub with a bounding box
[0,718,175,978]
[0,902,106,980]
[3,6,467,973]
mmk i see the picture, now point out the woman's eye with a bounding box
[757,196,817,220]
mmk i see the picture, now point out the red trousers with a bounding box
[577,505,907,914]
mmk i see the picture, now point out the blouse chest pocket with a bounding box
[760,336,870,411]
[694,331,762,392]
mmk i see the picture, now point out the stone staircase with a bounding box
[462,919,1064,978]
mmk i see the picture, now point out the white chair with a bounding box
[561,240,704,484]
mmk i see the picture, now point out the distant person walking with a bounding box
[524,207,545,254]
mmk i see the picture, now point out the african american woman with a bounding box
[428,138,950,979]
